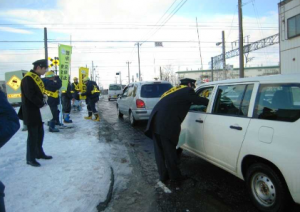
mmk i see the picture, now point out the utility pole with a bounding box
[92,61,94,81]
[137,42,141,81]
[238,0,244,78]
[44,28,48,68]
[211,57,214,82]
[222,31,226,80]
[126,61,131,84]
[70,35,72,79]
[160,66,162,80]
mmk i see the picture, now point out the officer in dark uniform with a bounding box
[71,77,81,111]
[18,59,53,167]
[81,76,100,121]
[42,71,62,132]
[145,78,208,188]
[62,78,73,123]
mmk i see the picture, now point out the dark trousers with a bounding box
[152,133,182,181]
[62,95,71,113]
[0,181,5,212]
[27,124,45,162]
[87,98,97,113]
[50,105,59,123]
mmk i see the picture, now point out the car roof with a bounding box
[199,73,300,87]
[131,81,172,86]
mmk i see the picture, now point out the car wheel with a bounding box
[246,163,293,212]
[129,111,136,126]
[117,105,123,118]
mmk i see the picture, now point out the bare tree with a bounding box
[162,64,177,85]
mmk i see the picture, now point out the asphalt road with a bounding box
[98,96,300,212]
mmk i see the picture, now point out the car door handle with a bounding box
[195,119,204,123]
[230,125,242,130]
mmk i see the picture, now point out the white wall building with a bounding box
[279,0,300,73]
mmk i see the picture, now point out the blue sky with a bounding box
[0,0,280,87]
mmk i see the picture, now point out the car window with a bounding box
[253,84,300,122]
[127,86,134,97]
[140,83,172,98]
[109,85,121,90]
[122,87,129,97]
[213,84,252,117]
[133,85,137,97]
[190,87,213,112]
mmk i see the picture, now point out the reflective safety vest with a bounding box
[160,85,187,99]
[24,72,45,94]
[73,83,80,91]
[44,90,59,98]
[91,85,100,94]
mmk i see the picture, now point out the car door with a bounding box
[203,83,254,173]
[118,86,129,114]
[181,86,214,157]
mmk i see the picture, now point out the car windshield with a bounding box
[141,83,172,98]
[109,85,121,90]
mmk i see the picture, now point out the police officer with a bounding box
[18,59,53,167]
[145,78,208,189]
[42,71,62,132]
[81,76,100,121]
[71,77,81,111]
[62,78,73,123]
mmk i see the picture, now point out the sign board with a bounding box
[79,67,89,100]
[58,44,72,91]
[155,42,163,47]
[5,70,27,104]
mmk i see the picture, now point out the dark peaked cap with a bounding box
[32,59,47,68]
[180,78,196,85]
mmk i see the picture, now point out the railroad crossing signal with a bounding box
[6,75,21,91]
[48,57,59,68]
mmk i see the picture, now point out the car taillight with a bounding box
[136,99,145,108]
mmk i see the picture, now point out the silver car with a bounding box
[116,81,173,125]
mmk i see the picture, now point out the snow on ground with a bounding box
[0,102,128,212]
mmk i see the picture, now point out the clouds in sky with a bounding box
[0,0,279,87]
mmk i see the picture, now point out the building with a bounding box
[279,0,300,73]
[176,66,280,83]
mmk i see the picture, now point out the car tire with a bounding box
[117,105,123,118]
[129,111,136,126]
[245,163,293,212]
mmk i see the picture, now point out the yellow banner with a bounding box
[7,93,22,98]
[79,67,89,100]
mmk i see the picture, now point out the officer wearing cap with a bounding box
[71,77,81,111]
[18,59,53,167]
[42,71,62,132]
[145,78,208,189]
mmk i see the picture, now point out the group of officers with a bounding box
[18,59,100,167]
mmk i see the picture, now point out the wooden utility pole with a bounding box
[211,57,214,82]
[137,42,141,81]
[126,61,131,83]
[238,0,244,78]
[222,31,226,80]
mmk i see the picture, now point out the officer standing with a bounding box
[81,76,100,121]
[145,78,208,188]
[18,59,53,167]
[61,78,73,123]
[42,71,62,132]
[71,77,81,111]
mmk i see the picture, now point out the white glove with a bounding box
[43,94,48,103]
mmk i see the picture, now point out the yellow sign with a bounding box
[48,57,60,68]
[6,75,21,91]
[7,93,22,98]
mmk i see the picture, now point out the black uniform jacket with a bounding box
[42,76,62,107]
[62,82,73,100]
[81,80,100,101]
[18,70,45,126]
[145,87,208,142]
[71,82,80,100]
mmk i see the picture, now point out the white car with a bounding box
[180,73,300,212]
[108,84,123,101]
[117,81,172,126]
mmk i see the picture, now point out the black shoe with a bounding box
[37,155,53,160]
[27,160,41,167]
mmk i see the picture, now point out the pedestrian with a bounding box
[0,90,20,212]
[144,78,208,189]
[81,76,100,121]
[61,78,73,123]
[71,77,81,111]
[42,71,62,132]
[18,59,53,167]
